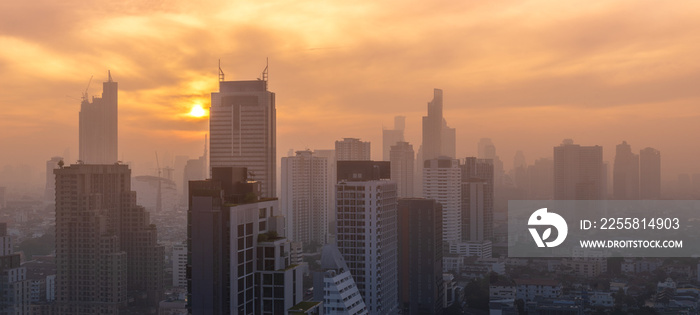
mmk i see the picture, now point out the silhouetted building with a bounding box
[640,147,661,200]
[182,155,206,205]
[477,138,504,187]
[422,89,456,161]
[336,178,398,315]
[79,71,118,164]
[461,157,494,241]
[54,164,163,314]
[336,138,370,161]
[44,156,62,201]
[210,77,276,197]
[424,157,461,244]
[397,199,444,315]
[553,139,604,200]
[613,141,640,200]
[313,244,368,315]
[0,222,31,314]
[282,150,328,249]
[390,141,414,198]
[383,116,405,161]
[187,167,302,315]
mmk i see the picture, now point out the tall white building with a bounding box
[336,138,370,161]
[282,150,329,248]
[210,78,276,197]
[315,244,368,315]
[336,180,398,315]
[172,242,187,288]
[390,142,414,198]
[423,158,462,245]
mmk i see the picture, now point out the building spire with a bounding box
[108,70,113,82]
[218,59,225,82]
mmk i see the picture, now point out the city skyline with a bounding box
[2,1,700,186]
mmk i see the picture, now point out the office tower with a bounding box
[383,116,405,161]
[527,158,554,200]
[172,242,187,288]
[313,149,337,238]
[477,138,504,187]
[174,155,190,196]
[313,244,368,315]
[188,167,302,315]
[461,157,494,241]
[421,89,456,161]
[423,157,462,244]
[181,155,206,205]
[79,71,118,164]
[210,75,276,198]
[0,223,31,314]
[390,141,414,198]
[45,156,62,201]
[336,176,398,315]
[640,147,661,200]
[553,139,604,200]
[397,199,444,315]
[54,164,164,314]
[282,150,328,249]
[336,138,371,161]
[613,141,640,200]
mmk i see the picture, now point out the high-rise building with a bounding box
[313,244,368,315]
[423,157,461,245]
[181,155,206,205]
[0,222,31,314]
[172,242,187,288]
[397,199,444,315]
[640,147,661,200]
[336,138,371,161]
[210,76,276,197]
[390,141,414,198]
[187,167,302,315]
[336,175,398,315]
[553,139,604,200]
[313,149,337,239]
[527,158,554,200]
[477,138,504,187]
[421,89,456,161]
[613,141,640,200]
[461,157,494,241]
[45,156,62,201]
[54,164,163,314]
[79,71,118,164]
[282,150,328,249]
[382,116,405,161]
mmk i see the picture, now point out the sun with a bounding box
[188,104,208,118]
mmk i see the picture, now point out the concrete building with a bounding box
[640,147,661,199]
[282,150,329,249]
[22,257,56,303]
[182,155,206,205]
[448,241,492,259]
[382,116,405,161]
[313,244,367,315]
[421,89,456,161]
[477,138,504,188]
[54,164,164,314]
[172,242,187,288]
[335,138,370,161]
[553,139,605,200]
[613,141,640,200]
[336,176,398,315]
[397,199,444,315]
[461,157,493,241]
[0,223,31,314]
[390,142,414,198]
[187,167,302,315]
[423,157,462,245]
[514,279,562,302]
[210,77,276,198]
[79,71,118,164]
[44,156,62,201]
[313,149,337,239]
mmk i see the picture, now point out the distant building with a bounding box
[210,77,276,198]
[461,157,494,241]
[422,89,456,161]
[640,147,661,199]
[449,241,492,259]
[390,142,414,198]
[22,256,56,303]
[0,222,31,314]
[514,278,562,302]
[553,139,604,200]
[313,149,337,238]
[172,242,187,288]
[477,138,504,187]
[527,158,554,200]
[613,141,640,200]
[181,155,206,205]
[423,157,461,244]
[44,156,62,201]
[397,198,444,315]
[79,71,118,164]
[313,244,367,315]
[382,116,405,161]
[132,175,178,213]
[336,138,370,161]
[282,150,329,249]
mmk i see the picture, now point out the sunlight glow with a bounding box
[188,104,207,118]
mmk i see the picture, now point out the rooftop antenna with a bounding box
[81,75,93,102]
[107,70,113,82]
[261,57,268,82]
[218,59,225,82]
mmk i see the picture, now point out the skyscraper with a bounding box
[336,173,398,315]
[461,157,494,241]
[397,199,444,315]
[640,147,661,200]
[477,138,504,187]
[423,157,461,245]
[45,156,62,201]
[54,164,163,314]
[421,89,456,162]
[210,75,276,197]
[79,71,118,164]
[613,141,640,200]
[336,138,371,161]
[313,149,337,240]
[553,139,604,200]
[390,141,414,198]
[382,116,405,161]
[282,150,328,249]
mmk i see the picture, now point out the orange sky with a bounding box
[1,0,700,186]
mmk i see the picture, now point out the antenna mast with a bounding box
[218,59,225,82]
[262,57,268,82]
[81,75,93,102]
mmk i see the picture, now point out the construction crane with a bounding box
[81,75,93,102]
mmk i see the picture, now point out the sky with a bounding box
[1,0,700,189]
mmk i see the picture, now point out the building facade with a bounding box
[382,116,405,161]
[0,223,31,314]
[79,72,118,164]
[314,244,367,315]
[640,147,661,200]
[423,157,462,245]
[553,139,605,200]
[335,138,370,161]
[390,142,414,198]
